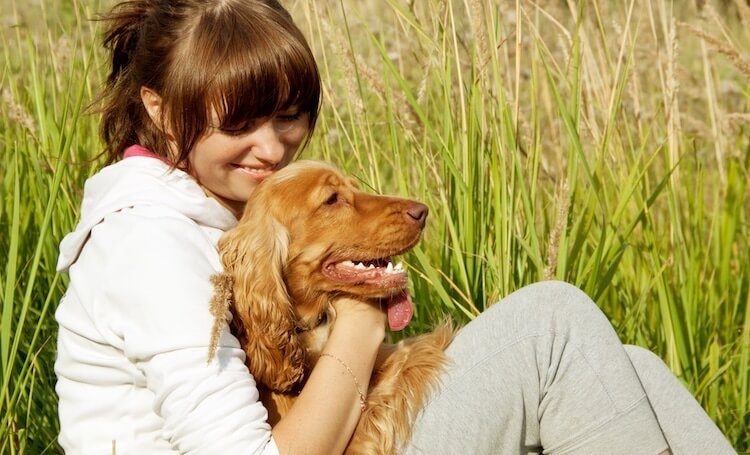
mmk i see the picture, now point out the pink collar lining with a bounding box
[123,145,173,166]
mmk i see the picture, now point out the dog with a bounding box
[209,160,453,454]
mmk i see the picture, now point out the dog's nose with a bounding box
[406,203,429,227]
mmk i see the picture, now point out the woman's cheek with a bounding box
[285,126,308,146]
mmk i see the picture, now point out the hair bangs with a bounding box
[203,5,320,133]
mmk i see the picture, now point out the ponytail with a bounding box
[95,0,168,165]
[101,1,157,85]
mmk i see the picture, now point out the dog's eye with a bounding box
[324,192,339,205]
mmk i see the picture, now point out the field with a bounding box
[1,0,749,452]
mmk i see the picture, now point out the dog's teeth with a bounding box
[367,264,375,269]
[395,262,404,271]
[355,262,366,270]
[386,262,394,273]
[342,260,354,266]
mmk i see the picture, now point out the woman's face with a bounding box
[186,110,310,217]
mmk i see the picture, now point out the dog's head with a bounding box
[218,160,427,392]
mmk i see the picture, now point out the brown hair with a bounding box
[97,0,321,169]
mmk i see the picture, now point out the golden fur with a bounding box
[210,160,453,454]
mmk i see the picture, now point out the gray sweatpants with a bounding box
[404,281,736,455]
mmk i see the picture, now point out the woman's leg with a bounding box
[623,345,735,454]
[404,281,672,455]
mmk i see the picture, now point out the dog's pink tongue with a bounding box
[387,289,413,331]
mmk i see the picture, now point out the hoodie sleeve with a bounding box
[101,210,280,455]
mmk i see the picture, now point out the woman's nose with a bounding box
[251,120,285,165]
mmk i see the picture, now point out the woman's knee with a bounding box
[508,280,594,307]
[455,280,615,352]
[495,280,605,327]
[624,345,669,374]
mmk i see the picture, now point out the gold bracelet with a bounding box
[319,353,367,411]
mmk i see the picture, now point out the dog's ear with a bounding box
[346,177,360,189]
[218,210,306,392]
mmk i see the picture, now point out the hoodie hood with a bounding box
[57,153,238,272]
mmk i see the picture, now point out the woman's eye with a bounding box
[219,121,256,136]
[324,192,339,205]
[220,128,249,136]
[274,112,303,132]
[277,112,301,122]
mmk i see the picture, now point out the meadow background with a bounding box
[1,0,749,452]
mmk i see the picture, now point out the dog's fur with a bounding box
[210,160,453,454]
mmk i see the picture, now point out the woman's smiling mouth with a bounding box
[233,164,276,182]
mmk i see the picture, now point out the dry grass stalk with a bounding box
[698,37,727,184]
[703,4,740,46]
[358,54,418,126]
[513,0,522,144]
[52,36,73,92]
[627,47,643,135]
[320,17,417,126]
[678,21,750,81]
[543,181,569,281]
[416,2,447,106]
[725,112,750,124]
[725,112,750,137]
[682,113,712,137]
[665,17,681,184]
[319,18,365,119]
[468,0,492,78]
[416,55,435,106]
[734,0,750,32]
[2,87,37,138]
[207,273,234,364]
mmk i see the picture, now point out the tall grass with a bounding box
[1,0,748,452]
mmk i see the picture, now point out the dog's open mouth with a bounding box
[322,256,413,331]
[324,257,407,286]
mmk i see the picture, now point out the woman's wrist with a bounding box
[332,312,386,348]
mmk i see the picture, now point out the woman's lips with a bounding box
[233,164,275,182]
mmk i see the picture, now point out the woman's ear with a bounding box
[140,86,163,128]
[218,209,307,392]
[140,86,180,163]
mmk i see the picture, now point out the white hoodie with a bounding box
[54,151,280,454]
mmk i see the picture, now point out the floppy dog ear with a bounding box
[218,210,306,393]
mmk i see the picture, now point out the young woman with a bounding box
[54,1,735,454]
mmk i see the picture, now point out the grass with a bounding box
[1,0,749,452]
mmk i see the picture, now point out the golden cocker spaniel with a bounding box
[209,160,453,454]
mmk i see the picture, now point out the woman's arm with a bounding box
[272,298,386,455]
[101,214,282,454]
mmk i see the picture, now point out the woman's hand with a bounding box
[332,297,387,339]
